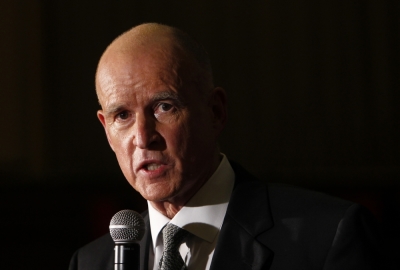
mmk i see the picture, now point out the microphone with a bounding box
[109,210,145,270]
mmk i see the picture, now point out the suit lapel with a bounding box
[139,212,151,270]
[139,163,275,270]
[211,164,274,270]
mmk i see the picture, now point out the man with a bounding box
[69,23,384,270]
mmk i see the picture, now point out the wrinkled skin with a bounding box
[96,31,227,218]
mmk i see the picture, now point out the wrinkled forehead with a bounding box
[95,42,200,105]
[99,38,176,71]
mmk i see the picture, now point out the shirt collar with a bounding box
[148,154,235,248]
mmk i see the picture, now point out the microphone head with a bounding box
[109,209,145,243]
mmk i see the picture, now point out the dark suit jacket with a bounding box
[69,164,384,270]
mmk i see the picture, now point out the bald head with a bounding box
[96,23,213,101]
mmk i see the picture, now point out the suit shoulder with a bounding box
[258,183,381,268]
[231,162,360,223]
[80,233,114,254]
[69,234,114,270]
[267,183,353,211]
[264,183,379,239]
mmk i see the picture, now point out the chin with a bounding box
[140,186,176,202]
[143,193,173,203]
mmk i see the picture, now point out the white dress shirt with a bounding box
[147,154,235,270]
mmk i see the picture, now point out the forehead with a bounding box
[99,52,178,86]
[96,46,195,108]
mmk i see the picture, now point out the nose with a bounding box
[133,113,158,149]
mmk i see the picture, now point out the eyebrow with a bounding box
[151,90,186,107]
[103,105,126,118]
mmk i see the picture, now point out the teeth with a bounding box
[146,164,161,171]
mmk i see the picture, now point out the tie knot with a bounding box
[162,223,189,251]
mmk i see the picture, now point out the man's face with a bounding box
[96,45,223,204]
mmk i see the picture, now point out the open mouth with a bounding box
[145,163,162,171]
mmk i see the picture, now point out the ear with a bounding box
[209,87,228,135]
[97,110,115,152]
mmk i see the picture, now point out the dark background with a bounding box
[1,0,399,269]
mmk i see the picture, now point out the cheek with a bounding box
[108,126,133,151]
[170,122,210,167]
[108,128,135,173]
[188,119,216,157]
[163,123,190,157]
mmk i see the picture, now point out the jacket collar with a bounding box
[139,212,151,270]
[140,162,275,270]
[210,162,274,270]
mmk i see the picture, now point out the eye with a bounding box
[116,111,130,120]
[157,102,173,112]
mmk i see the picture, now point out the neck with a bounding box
[150,152,222,219]
[149,201,182,219]
[149,173,209,219]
